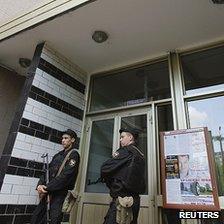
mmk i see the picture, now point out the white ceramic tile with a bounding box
[22,177,39,186]
[32,79,40,87]
[12,185,30,195]
[27,97,42,109]
[3,175,24,185]
[33,107,48,118]
[25,134,35,144]
[14,140,31,151]
[17,132,26,141]
[41,140,55,149]
[24,104,34,113]
[22,110,39,121]
[18,195,37,204]
[35,68,43,76]
[0,194,19,204]
[30,145,47,156]
[12,149,39,161]
[30,187,38,196]
[39,83,52,93]
[1,184,12,194]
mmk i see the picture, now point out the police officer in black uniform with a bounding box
[31,129,80,224]
[101,127,145,224]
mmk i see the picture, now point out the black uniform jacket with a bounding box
[101,144,145,198]
[38,148,80,195]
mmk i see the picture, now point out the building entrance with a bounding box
[77,107,158,224]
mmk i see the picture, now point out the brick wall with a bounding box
[0,43,87,224]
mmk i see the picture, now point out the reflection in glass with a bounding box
[188,96,224,196]
[121,114,148,194]
[181,45,224,95]
[85,119,114,193]
[90,61,170,111]
[188,97,224,224]
[157,104,173,132]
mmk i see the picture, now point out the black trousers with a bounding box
[103,196,140,224]
[31,194,65,224]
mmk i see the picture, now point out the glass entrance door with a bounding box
[77,107,157,224]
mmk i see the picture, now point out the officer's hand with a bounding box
[37,185,48,194]
[39,193,45,200]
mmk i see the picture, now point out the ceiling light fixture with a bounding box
[19,58,31,68]
[212,0,224,4]
[92,30,108,43]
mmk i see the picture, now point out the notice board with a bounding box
[160,127,220,210]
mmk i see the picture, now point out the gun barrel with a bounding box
[41,153,50,223]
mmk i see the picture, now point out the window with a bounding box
[157,104,180,224]
[181,45,224,95]
[90,61,170,111]
[187,96,224,196]
[85,119,114,193]
[187,96,224,223]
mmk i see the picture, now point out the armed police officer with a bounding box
[101,127,146,224]
[31,129,80,224]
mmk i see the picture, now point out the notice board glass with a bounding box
[160,127,220,210]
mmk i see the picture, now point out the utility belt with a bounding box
[112,195,138,224]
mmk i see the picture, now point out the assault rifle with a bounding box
[41,153,50,224]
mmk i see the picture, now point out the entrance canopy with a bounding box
[0,0,224,76]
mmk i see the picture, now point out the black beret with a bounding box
[119,127,139,139]
[62,129,77,139]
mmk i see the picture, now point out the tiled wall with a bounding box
[0,44,87,224]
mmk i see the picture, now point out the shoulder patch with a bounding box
[69,159,76,167]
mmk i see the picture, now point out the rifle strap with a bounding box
[56,149,75,177]
[131,145,144,157]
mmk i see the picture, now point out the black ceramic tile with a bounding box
[51,129,57,136]
[6,157,44,178]
[57,98,68,107]
[17,168,34,177]
[10,157,27,167]
[31,86,44,96]
[44,92,57,102]
[35,131,49,140]
[34,170,45,178]
[14,214,32,224]
[19,126,35,136]
[27,161,43,170]
[29,121,44,132]
[6,205,26,214]
[0,215,13,224]
[0,205,7,214]
[50,102,62,111]
[28,91,37,100]
[36,95,49,105]
[44,126,52,134]
[26,205,37,214]
[20,118,29,126]
[6,166,17,175]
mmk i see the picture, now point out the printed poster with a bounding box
[161,127,219,210]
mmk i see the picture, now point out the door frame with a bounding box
[76,105,158,224]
